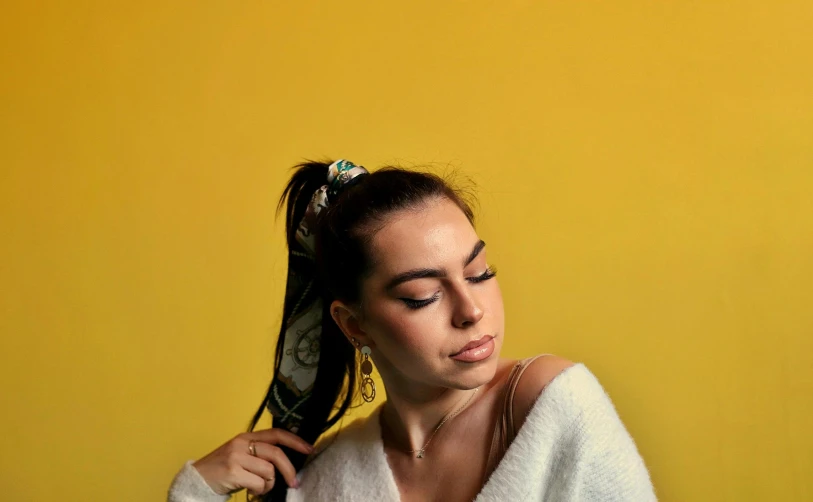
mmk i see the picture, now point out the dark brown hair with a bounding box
[248,160,475,501]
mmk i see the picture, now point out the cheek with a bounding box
[490,280,505,315]
[364,302,444,353]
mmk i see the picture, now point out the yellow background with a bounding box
[1,1,811,500]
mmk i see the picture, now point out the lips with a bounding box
[451,335,494,356]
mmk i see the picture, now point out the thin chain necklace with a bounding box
[404,386,480,459]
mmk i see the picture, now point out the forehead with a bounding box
[365,197,477,275]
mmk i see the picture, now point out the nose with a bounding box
[452,288,484,329]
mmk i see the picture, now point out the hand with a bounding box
[192,428,314,496]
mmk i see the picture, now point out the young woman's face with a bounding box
[356,196,505,391]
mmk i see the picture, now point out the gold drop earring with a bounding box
[360,345,376,402]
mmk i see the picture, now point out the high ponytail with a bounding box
[247,159,476,501]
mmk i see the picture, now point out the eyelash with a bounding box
[400,266,498,310]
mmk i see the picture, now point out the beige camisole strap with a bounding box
[483,354,547,482]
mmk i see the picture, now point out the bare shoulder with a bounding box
[511,354,576,430]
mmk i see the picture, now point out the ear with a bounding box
[329,300,376,350]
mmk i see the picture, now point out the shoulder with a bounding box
[511,354,576,430]
[503,359,657,500]
[511,357,631,436]
[504,359,657,499]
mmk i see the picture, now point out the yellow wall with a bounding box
[1,1,811,500]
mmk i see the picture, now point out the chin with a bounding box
[447,348,501,389]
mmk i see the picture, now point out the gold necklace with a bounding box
[405,386,480,459]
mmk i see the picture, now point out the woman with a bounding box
[168,160,657,501]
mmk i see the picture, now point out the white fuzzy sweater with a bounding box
[168,363,657,501]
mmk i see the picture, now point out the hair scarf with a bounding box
[266,159,369,434]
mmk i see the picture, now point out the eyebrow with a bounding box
[384,240,486,292]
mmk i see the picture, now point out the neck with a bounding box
[377,366,479,455]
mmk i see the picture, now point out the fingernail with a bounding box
[307,445,315,453]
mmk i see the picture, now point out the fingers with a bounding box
[240,456,276,495]
[231,428,311,493]
[249,443,299,489]
[262,476,276,495]
[246,428,314,456]
[230,467,269,497]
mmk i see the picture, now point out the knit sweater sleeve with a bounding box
[167,460,231,502]
[563,366,657,501]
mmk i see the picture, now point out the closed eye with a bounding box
[468,266,497,284]
[400,293,440,310]
[399,266,497,310]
